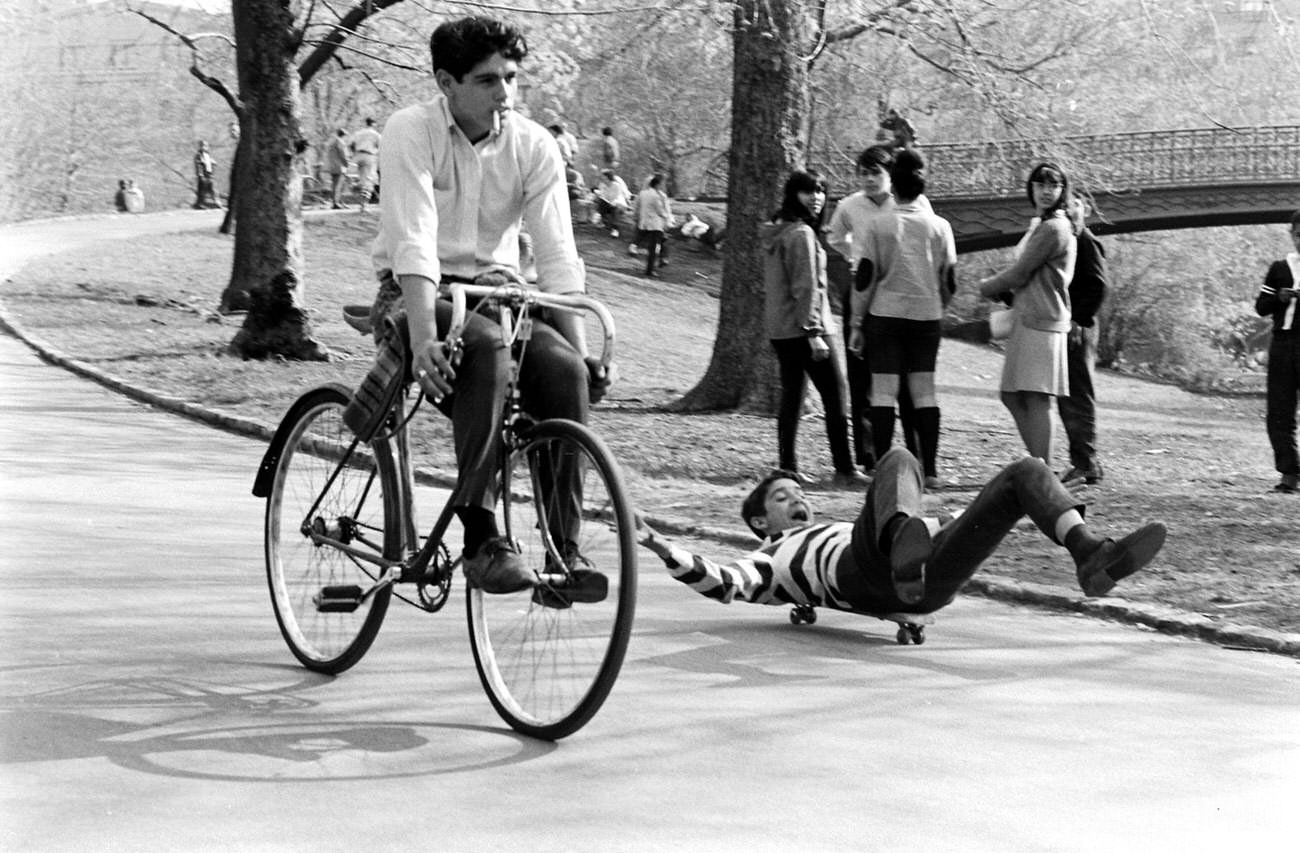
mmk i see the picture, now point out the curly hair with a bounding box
[430,16,528,81]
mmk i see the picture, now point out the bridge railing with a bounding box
[918,125,1300,198]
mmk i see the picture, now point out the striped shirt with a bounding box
[662,523,858,608]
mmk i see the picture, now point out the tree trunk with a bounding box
[672,0,811,413]
[225,0,328,361]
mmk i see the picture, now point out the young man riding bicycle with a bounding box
[368,15,612,593]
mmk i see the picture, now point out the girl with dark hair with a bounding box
[978,162,1077,462]
[847,148,957,489]
[760,170,865,487]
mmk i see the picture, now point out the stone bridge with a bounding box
[917,125,1300,252]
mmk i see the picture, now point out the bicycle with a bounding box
[252,279,637,740]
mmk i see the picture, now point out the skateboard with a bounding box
[788,603,935,645]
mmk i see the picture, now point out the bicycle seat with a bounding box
[343,304,373,335]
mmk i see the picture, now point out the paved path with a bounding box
[2,213,1299,851]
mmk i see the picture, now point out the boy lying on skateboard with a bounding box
[634,448,1166,619]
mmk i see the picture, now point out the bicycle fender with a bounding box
[253,383,355,498]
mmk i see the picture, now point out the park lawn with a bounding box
[4,212,1298,637]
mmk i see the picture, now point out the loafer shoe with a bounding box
[832,470,871,489]
[1061,465,1103,485]
[890,516,933,606]
[462,536,535,594]
[1076,522,1167,597]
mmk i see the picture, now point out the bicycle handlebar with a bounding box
[441,281,617,372]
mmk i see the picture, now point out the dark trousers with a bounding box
[836,448,1079,614]
[423,300,588,513]
[1058,323,1100,470]
[643,230,665,274]
[838,313,917,468]
[771,336,854,474]
[1266,333,1300,476]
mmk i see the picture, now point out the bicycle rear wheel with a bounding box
[467,419,637,739]
[264,384,399,674]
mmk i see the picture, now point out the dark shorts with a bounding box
[864,315,941,374]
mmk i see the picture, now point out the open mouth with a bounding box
[791,506,809,523]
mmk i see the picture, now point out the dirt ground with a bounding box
[4,213,1298,635]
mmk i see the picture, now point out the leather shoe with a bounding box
[1060,464,1103,485]
[890,516,932,605]
[1075,522,1167,597]
[832,470,871,489]
[462,537,535,594]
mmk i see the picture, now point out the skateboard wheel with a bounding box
[790,605,817,625]
[895,626,910,645]
[908,624,926,645]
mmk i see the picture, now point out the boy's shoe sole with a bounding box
[1076,522,1167,597]
[890,516,932,606]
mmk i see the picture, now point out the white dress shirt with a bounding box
[370,94,583,294]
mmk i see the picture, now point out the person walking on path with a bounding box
[636,447,1167,611]
[325,129,351,209]
[761,170,866,489]
[350,117,381,211]
[1058,196,1109,485]
[978,162,1076,463]
[847,148,956,490]
[826,144,923,473]
[1255,209,1300,494]
[636,174,672,278]
[367,15,612,592]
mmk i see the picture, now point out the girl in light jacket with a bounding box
[760,170,864,487]
[979,162,1076,462]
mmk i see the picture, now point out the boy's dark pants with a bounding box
[1266,332,1300,477]
[1058,323,1100,472]
[836,449,1079,614]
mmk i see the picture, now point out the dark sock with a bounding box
[915,406,941,478]
[867,406,896,462]
[456,507,499,556]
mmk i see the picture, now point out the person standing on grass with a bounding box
[761,170,866,489]
[979,162,1076,463]
[847,148,956,491]
[826,144,925,473]
[1255,209,1300,494]
[351,118,381,211]
[325,129,351,209]
[367,15,612,593]
[1058,196,1109,485]
[637,174,672,278]
[600,126,620,169]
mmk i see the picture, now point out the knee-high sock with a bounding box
[868,406,896,462]
[915,406,941,478]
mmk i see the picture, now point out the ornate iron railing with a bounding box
[917,125,1300,198]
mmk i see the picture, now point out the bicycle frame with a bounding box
[302,280,618,600]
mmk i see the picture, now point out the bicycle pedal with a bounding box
[532,569,609,609]
[314,585,364,613]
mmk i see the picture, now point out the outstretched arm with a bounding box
[635,514,781,605]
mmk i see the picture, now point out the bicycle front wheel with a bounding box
[264,384,399,674]
[467,419,637,739]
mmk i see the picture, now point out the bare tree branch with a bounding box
[129,6,241,115]
[297,0,408,85]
